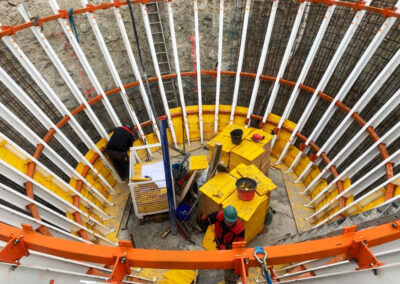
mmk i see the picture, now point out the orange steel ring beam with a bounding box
[25,70,391,237]
[0,221,399,269]
[0,0,400,39]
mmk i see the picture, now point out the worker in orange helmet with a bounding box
[199,205,245,284]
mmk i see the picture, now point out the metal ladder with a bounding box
[146,2,179,109]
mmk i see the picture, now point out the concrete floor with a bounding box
[118,145,298,283]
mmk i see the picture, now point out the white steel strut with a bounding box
[271,4,336,148]
[140,2,178,147]
[296,46,400,183]
[287,0,400,173]
[246,0,279,128]
[0,101,112,220]
[276,0,373,167]
[0,28,116,192]
[17,6,121,181]
[298,3,400,192]
[215,0,225,132]
[109,0,161,142]
[308,142,400,220]
[309,121,400,208]
[80,0,152,157]
[0,66,115,204]
[229,0,251,125]
[303,87,400,195]
[167,0,191,144]
[261,2,308,126]
[194,0,203,143]
[16,7,109,139]
[49,0,121,128]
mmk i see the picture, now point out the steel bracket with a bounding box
[0,234,30,265]
[106,241,132,283]
[233,241,249,284]
[349,239,384,270]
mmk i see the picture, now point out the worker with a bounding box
[199,205,245,284]
[106,124,135,181]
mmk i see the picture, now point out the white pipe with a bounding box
[276,0,372,167]
[246,0,279,127]
[261,2,307,124]
[110,1,161,142]
[194,0,203,143]
[214,0,225,132]
[167,0,191,144]
[49,0,121,128]
[81,0,152,157]
[229,0,251,125]
[271,5,335,148]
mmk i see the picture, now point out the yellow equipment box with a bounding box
[208,134,237,167]
[229,140,266,171]
[222,191,269,243]
[199,172,237,216]
[220,124,253,139]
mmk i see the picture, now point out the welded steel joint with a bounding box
[233,241,250,284]
[0,224,33,264]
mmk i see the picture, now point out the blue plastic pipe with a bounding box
[160,119,178,235]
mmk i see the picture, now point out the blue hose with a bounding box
[68,8,79,43]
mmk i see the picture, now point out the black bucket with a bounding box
[230,129,243,145]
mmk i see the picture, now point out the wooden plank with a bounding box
[206,142,222,181]
[177,170,199,204]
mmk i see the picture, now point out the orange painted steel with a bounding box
[21,69,391,242]
[0,221,399,271]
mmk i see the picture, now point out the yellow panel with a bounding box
[311,182,326,201]
[186,105,201,141]
[218,105,232,132]
[189,155,208,171]
[199,172,237,204]
[395,186,400,196]
[162,269,197,284]
[169,107,185,145]
[303,166,321,186]
[203,105,216,141]
[293,155,310,177]
[202,225,218,250]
